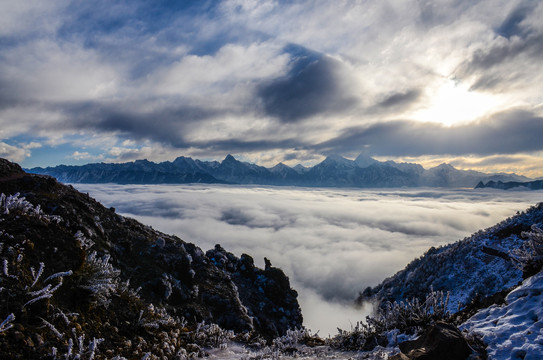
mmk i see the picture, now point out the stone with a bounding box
[399,322,472,360]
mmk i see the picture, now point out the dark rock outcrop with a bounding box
[206,245,303,337]
[0,157,25,178]
[397,322,472,360]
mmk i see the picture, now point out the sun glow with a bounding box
[409,79,502,126]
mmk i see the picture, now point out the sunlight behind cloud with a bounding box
[408,79,503,126]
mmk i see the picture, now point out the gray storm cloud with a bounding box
[315,109,543,156]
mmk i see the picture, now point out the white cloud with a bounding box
[72,183,543,335]
[0,142,28,162]
[1,39,121,102]
[0,0,67,37]
[69,151,104,162]
[0,141,41,163]
[146,41,289,97]
[1,0,542,175]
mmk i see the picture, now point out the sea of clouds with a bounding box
[74,184,543,335]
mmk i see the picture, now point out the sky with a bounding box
[72,183,543,335]
[1,0,543,176]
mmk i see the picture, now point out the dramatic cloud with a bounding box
[315,110,543,157]
[1,0,542,175]
[74,184,543,334]
[258,54,360,122]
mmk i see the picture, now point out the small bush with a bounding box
[329,290,450,351]
[511,225,543,277]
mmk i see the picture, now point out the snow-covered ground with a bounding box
[461,271,543,359]
[205,344,399,360]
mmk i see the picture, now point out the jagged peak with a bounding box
[223,154,238,163]
[273,162,290,168]
[134,159,153,164]
[322,154,354,166]
[270,162,293,173]
[173,155,193,162]
[354,153,378,168]
[432,163,456,170]
[293,164,308,174]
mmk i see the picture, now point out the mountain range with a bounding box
[28,153,530,188]
[475,179,543,190]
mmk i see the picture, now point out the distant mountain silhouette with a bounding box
[28,153,530,188]
[475,179,543,190]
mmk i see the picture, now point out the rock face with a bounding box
[0,158,302,358]
[0,158,24,178]
[206,245,303,336]
[397,322,472,360]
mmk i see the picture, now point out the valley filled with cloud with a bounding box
[74,183,543,334]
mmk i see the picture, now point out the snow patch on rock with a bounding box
[461,271,543,359]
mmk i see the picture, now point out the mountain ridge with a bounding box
[475,179,543,190]
[27,153,530,188]
[3,156,543,358]
[0,158,302,358]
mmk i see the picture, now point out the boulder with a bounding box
[398,322,472,360]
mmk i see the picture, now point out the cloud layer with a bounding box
[1,0,542,174]
[74,183,543,334]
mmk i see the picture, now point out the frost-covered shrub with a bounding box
[271,328,312,350]
[24,263,73,308]
[0,192,61,223]
[137,303,178,330]
[0,192,42,216]
[330,290,450,351]
[79,251,121,308]
[511,225,543,277]
[187,321,236,349]
[368,289,449,334]
[0,313,15,333]
[74,230,95,250]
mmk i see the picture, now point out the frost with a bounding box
[44,270,74,282]
[461,270,543,359]
[40,318,64,339]
[24,266,72,309]
[0,313,15,332]
[74,230,95,250]
[329,290,449,351]
[511,225,543,275]
[0,193,62,223]
[80,251,121,308]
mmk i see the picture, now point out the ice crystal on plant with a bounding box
[74,230,95,250]
[511,224,543,276]
[0,313,15,332]
[80,251,121,308]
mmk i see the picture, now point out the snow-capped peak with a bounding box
[354,153,378,168]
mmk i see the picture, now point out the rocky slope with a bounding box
[0,158,302,359]
[358,201,543,314]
